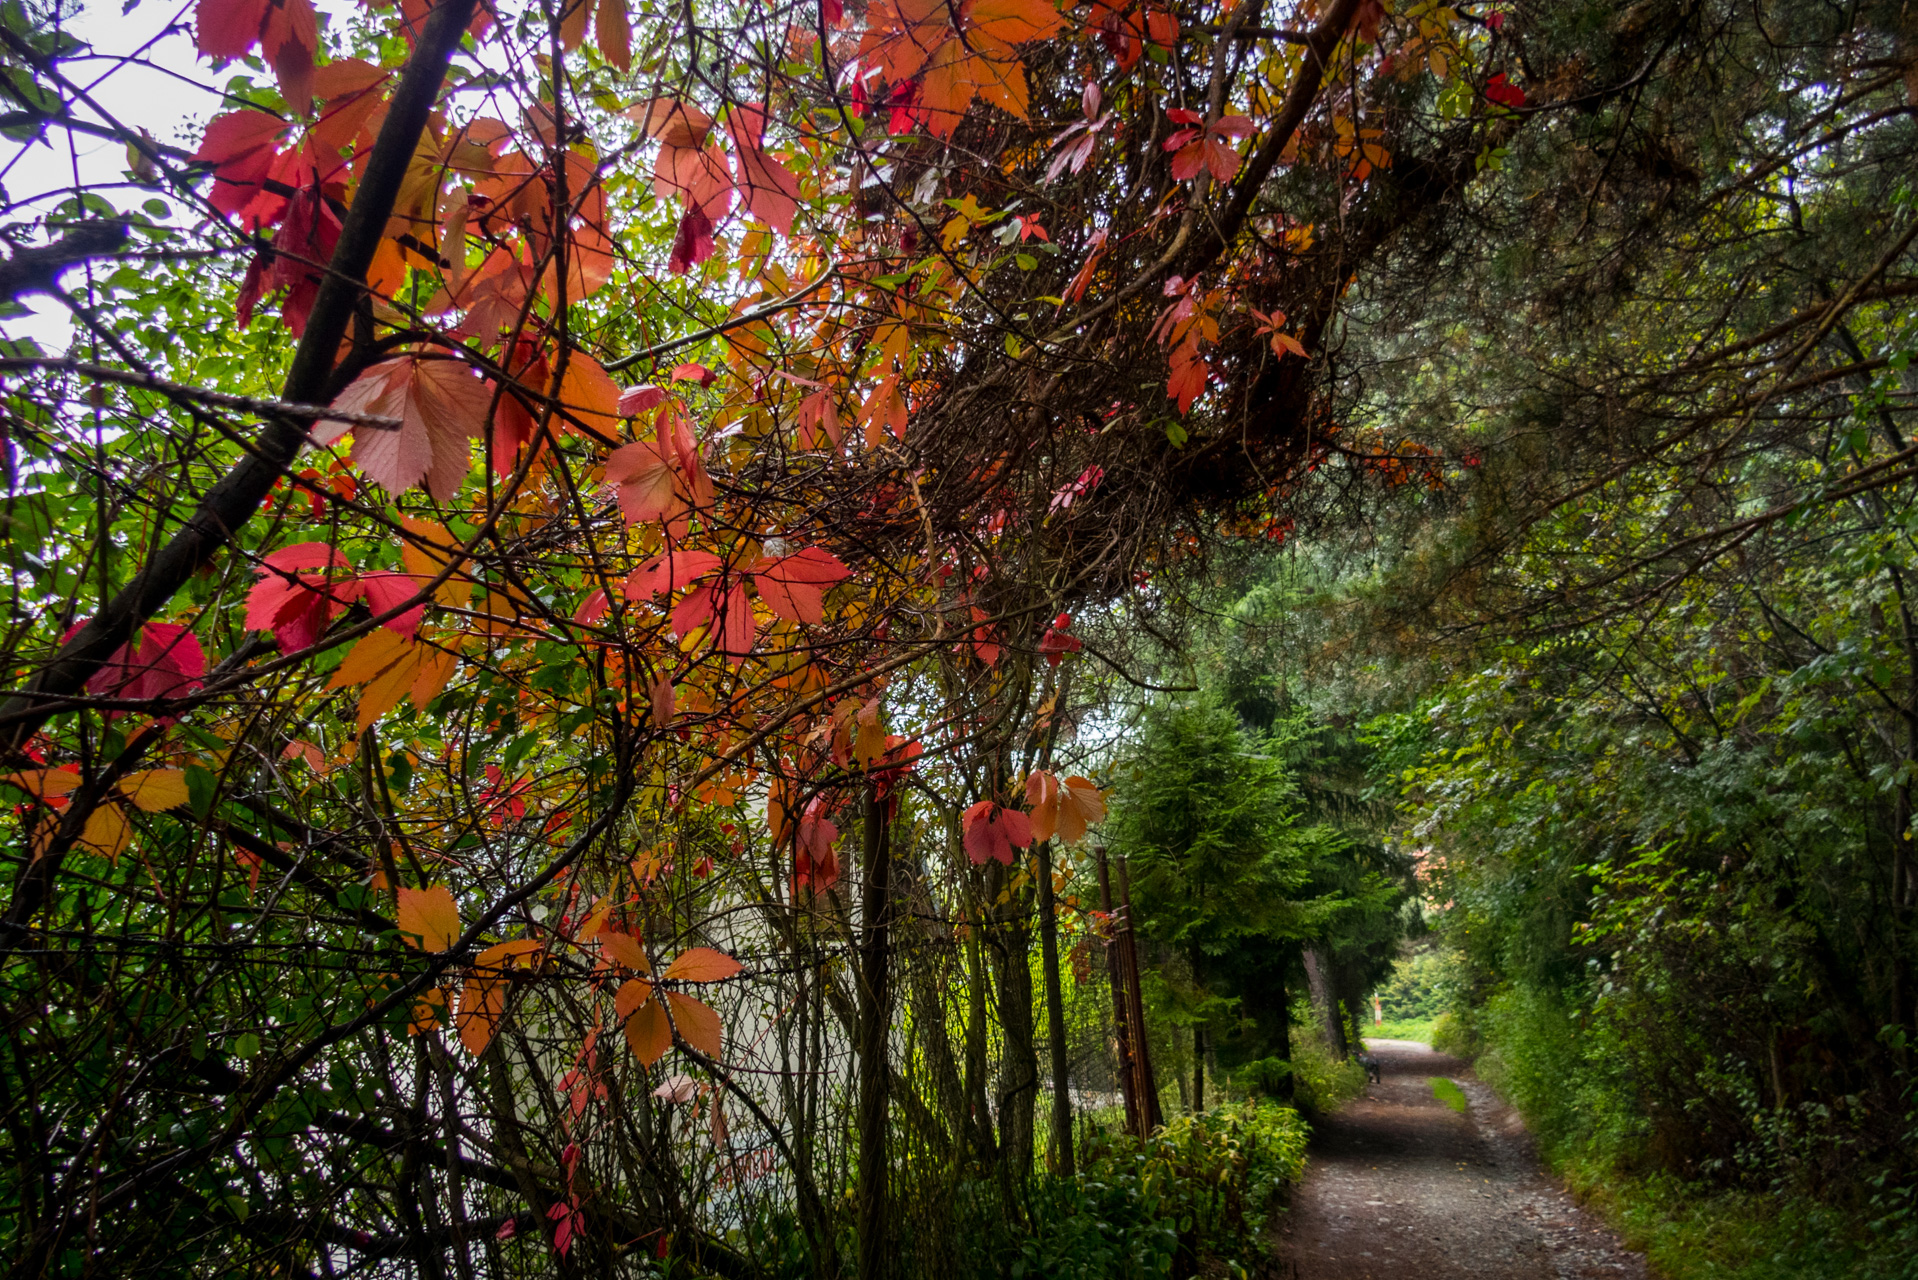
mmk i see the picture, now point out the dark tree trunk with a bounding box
[856,790,892,1280]
[1096,848,1141,1132]
[1036,838,1075,1172]
[1192,1025,1205,1113]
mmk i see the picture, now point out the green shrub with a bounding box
[1376,949,1458,1020]
[1429,1009,1477,1057]
[1457,981,1918,1280]
[949,1101,1311,1280]
[1287,1027,1366,1116]
[1363,1016,1434,1042]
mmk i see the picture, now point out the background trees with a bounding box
[3,0,1915,1273]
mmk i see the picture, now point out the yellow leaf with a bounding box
[400,516,469,606]
[661,946,741,983]
[1,766,80,798]
[396,884,461,952]
[625,998,672,1065]
[476,590,520,639]
[474,938,543,971]
[328,628,411,690]
[665,991,723,1058]
[117,768,189,813]
[79,804,132,862]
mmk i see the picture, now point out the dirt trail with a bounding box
[1274,1039,1652,1280]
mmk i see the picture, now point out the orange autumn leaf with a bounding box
[396,885,461,952]
[665,991,723,1058]
[625,997,673,1065]
[660,947,742,983]
[615,976,654,1018]
[1024,769,1107,843]
[600,929,652,974]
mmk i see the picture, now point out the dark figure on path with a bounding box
[1357,1052,1381,1084]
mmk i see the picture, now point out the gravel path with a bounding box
[1273,1039,1654,1280]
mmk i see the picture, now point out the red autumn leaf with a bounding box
[314,357,493,501]
[796,386,843,452]
[606,410,711,526]
[670,363,716,387]
[574,588,610,625]
[192,109,289,222]
[244,184,342,335]
[194,0,269,59]
[617,385,667,416]
[70,620,207,705]
[725,104,802,235]
[962,799,1033,865]
[672,581,753,659]
[615,976,655,1018]
[1166,335,1208,414]
[664,991,723,1058]
[625,998,672,1065]
[260,0,318,109]
[244,541,352,651]
[1038,611,1083,666]
[793,798,841,893]
[1025,769,1107,843]
[600,930,652,974]
[1166,114,1252,183]
[623,549,723,601]
[356,572,427,638]
[749,547,852,626]
[967,605,1002,665]
[1485,73,1526,108]
[669,205,716,275]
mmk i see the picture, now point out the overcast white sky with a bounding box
[1,0,311,350]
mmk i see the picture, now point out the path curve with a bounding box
[1274,1039,1652,1280]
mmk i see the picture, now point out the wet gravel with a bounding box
[1273,1039,1654,1280]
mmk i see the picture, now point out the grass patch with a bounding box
[1429,1077,1468,1112]
[1363,1017,1435,1043]
[1558,1158,1916,1280]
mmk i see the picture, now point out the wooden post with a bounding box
[1034,668,1076,1174]
[1095,846,1139,1136]
[1115,856,1163,1131]
[1035,839,1074,1174]
[856,788,891,1280]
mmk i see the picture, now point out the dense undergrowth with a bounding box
[1442,987,1918,1280]
[741,1102,1311,1280]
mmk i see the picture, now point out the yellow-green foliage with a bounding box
[954,1102,1311,1280]
[1288,1029,1368,1115]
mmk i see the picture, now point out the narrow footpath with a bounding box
[1275,1039,1653,1280]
